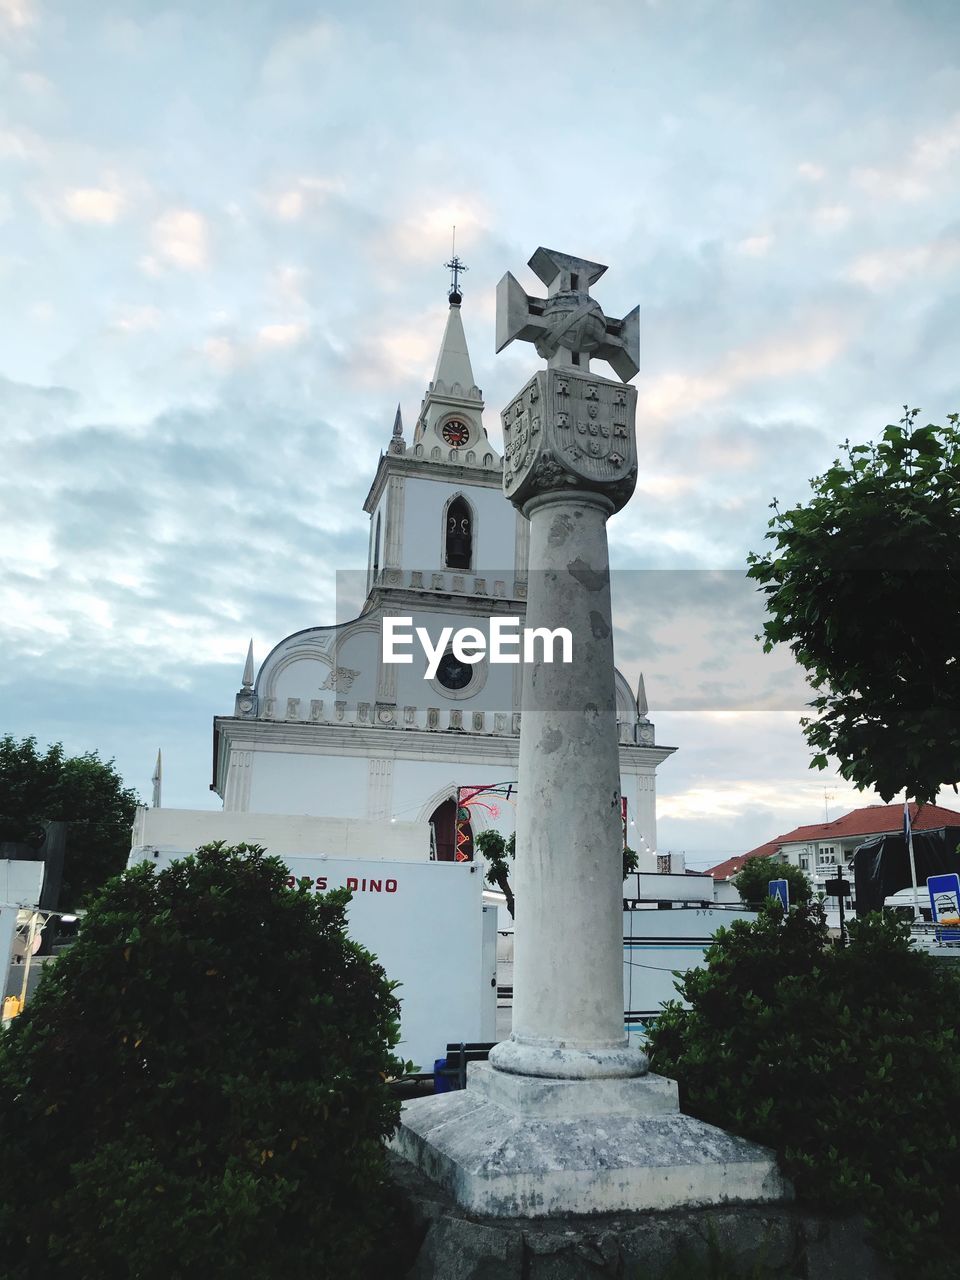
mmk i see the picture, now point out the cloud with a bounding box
[637,316,851,421]
[149,209,209,270]
[845,236,960,290]
[259,19,336,88]
[257,321,307,347]
[0,0,34,30]
[735,233,774,258]
[852,113,960,204]
[797,162,826,182]
[63,186,124,224]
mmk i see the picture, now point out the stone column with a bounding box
[490,486,645,1078]
[392,250,790,1220]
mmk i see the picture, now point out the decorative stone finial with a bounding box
[241,639,255,690]
[389,404,406,455]
[151,748,162,809]
[495,246,640,381]
[637,672,649,720]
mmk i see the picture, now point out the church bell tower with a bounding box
[362,256,526,608]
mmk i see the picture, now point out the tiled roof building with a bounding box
[708,802,960,885]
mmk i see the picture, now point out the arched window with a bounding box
[372,512,381,581]
[444,495,472,571]
[429,797,473,862]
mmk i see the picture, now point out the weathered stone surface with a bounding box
[404,1215,523,1280]
[392,1081,788,1217]
[468,1062,678,1118]
[387,1151,894,1280]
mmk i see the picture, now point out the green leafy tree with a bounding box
[475,828,516,918]
[732,855,812,907]
[747,408,960,804]
[475,831,638,919]
[649,907,960,1279]
[0,842,409,1280]
[0,734,139,905]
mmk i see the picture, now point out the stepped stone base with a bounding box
[387,1148,892,1280]
[391,1063,790,1218]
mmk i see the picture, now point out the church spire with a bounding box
[430,299,477,394]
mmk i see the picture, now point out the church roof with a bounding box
[430,300,477,395]
[707,801,960,880]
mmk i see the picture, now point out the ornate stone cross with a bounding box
[495,247,639,379]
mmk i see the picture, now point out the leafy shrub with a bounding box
[0,842,408,1280]
[732,856,812,907]
[649,905,960,1278]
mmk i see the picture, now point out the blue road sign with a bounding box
[768,878,790,910]
[928,873,960,940]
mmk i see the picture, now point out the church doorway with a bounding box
[429,796,473,862]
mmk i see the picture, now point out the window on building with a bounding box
[799,854,810,871]
[818,845,837,865]
[428,797,473,863]
[372,512,381,582]
[444,496,473,571]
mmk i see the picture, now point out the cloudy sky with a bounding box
[3,0,959,868]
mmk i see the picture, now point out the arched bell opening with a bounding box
[429,796,474,862]
[444,494,474,572]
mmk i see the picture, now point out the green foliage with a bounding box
[0,842,408,1280]
[0,733,139,905]
[649,907,960,1279]
[475,828,516,918]
[747,408,960,803]
[475,832,639,919]
[732,856,812,907]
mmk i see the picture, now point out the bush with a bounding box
[732,856,812,908]
[0,842,409,1280]
[649,905,960,1279]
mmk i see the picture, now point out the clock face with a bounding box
[436,650,473,691]
[441,419,470,447]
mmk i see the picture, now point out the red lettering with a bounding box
[314,876,328,891]
[285,876,296,889]
[386,879,398,893]
[368,879,382,892]
[346,877,358,891]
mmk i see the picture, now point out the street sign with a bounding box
[825,876,851,897]
[928,873,960,926]
[768,879,789,910]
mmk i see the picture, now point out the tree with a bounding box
[649,907,960,1280]
[747,409,960,804]
[475,830,638,919]
[0,842,409,1280]
[732,855,812,907]
[0,734,139,906]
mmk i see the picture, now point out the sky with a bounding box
[2,0,960,869]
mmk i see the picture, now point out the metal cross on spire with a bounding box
[444,226,468,303]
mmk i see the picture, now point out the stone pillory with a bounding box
[392,248,790,1220]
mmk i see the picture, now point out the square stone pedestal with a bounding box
[391,1064,791,1218]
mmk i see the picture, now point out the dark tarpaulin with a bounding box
[853,826,960,916]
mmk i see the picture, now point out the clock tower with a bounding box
[362,262,516,604]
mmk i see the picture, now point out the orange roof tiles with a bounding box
[706,802,960,880]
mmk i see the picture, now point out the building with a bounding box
[199,273,675,860]
[707,801,960,902]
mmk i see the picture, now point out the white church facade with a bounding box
[203,279,674,861]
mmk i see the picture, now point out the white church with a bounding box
[134,273,675,866]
